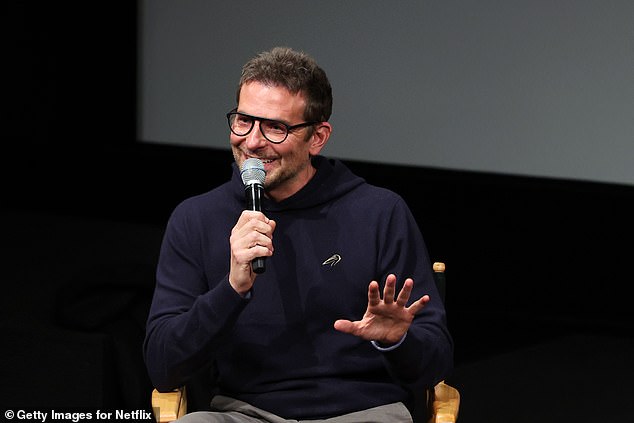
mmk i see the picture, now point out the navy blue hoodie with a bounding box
[144,156,453,422]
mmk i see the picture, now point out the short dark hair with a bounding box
[237,47,333,122]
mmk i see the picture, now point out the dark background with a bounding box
[3,3,633,422]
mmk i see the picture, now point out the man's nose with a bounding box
[245,121,268,149]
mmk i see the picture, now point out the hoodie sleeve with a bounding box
[374,195,454,391]
[143,199,247,392]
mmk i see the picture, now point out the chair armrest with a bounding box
[150,381,458,422]
[429,381,460,423]
[152,387,187,423]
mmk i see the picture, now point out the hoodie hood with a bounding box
[230,155,365,212]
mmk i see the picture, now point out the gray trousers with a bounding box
[175,395,413,423]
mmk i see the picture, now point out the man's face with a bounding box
[230,81,327,202]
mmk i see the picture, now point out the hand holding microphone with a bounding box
[240,158,268,274]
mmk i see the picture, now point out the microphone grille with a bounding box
[240,158,266,186]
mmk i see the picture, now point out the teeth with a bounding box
[246,156,274,164]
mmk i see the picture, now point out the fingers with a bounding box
[367,280,381,306]
[235,210,275,238]
[407,294,430,315]
[339,276,430,343]
[375,274,427,312]
[333,319,355,335]
[231,211,275,259]
[379,274,413,306]
[395,278,414,307]
[228,211,276,294]
[382,274,396,304]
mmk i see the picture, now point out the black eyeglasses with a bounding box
[226,109,319,144]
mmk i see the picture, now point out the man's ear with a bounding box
[308,122,332,156]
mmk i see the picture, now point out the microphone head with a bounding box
[240,158,266,187]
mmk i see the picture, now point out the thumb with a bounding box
[333,319,355,334]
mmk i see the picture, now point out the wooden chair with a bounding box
[151,262,459,423]
[152,387,187,422]
[427,262,460,422]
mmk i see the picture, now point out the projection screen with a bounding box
[137,0,634,186]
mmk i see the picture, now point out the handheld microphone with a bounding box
[240,158,267,274]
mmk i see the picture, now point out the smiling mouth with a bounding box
[247,156,275,165]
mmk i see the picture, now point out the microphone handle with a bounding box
[246,183,266,274]
[252,256,266,274]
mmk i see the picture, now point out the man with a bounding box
[144,46,453,423]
